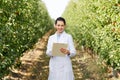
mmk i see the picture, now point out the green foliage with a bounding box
[0,0,53,78]
[63,0,120,70]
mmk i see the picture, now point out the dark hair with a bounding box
[55,17,66,25]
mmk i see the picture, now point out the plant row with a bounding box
[0,0,53,78]
[63,0,120,70]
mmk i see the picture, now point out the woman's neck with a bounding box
[56,31,64,34]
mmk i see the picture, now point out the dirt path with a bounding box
[3,30,120,80]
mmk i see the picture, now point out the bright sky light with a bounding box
[42,0,70,19]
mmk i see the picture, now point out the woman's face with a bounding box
[55,21,65,33]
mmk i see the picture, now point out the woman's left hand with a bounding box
[60,48,70,55]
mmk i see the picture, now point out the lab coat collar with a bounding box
[54,31,67,43]
[55,31,66,36]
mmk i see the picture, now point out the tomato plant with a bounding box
[63,0,120,70]
[0,0,53,78]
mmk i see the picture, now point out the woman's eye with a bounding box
[57,25,64,26]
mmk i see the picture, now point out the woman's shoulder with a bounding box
[49,33,56,38]
[64,32,72,37]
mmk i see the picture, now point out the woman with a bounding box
[46,17,76,80]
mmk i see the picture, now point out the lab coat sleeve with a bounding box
[68,35,76,57]
[46,36,52,57]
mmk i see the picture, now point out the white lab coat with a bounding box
[46,31,76,80]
